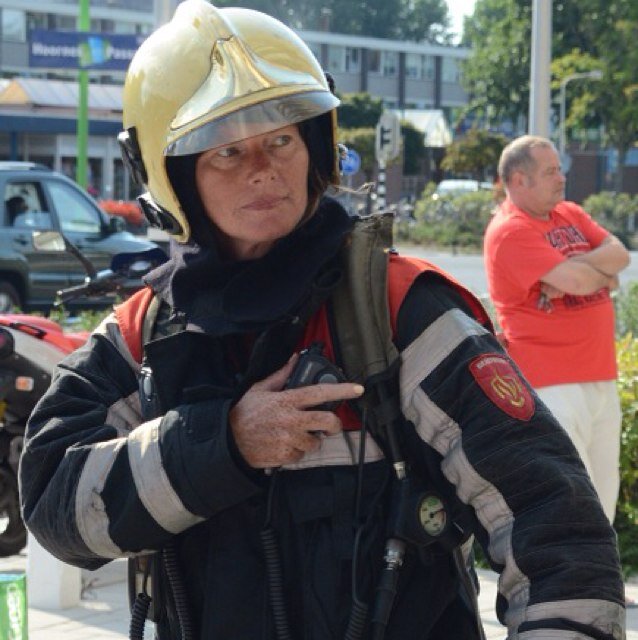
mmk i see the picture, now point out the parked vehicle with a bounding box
[0,162,158,312]
[432,179,493,200]
[0,231,166,556]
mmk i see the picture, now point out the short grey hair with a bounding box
[498,135,557,185]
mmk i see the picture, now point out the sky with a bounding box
[447,0,478,43]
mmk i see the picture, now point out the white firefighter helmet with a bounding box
[118,0,340,242]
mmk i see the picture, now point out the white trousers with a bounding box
[536,381,621,524]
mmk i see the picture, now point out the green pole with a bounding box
[76,0,90,189]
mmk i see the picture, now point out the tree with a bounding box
[460,0,532,129]
[337,93,384,129]
[551,1,638,190]
[397,0,451,43]
[440,128,507,181]
[401,122,428,175]
[213,0,325,30]
[214,0,451,42]
[461,0,634,129]
[463,0,638,190]
[590,15,638,191]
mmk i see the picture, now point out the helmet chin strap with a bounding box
[118,127,148,186]
[137,193,184,236]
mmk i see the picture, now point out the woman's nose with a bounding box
[248,149,276,181]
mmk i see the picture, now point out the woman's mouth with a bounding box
[243,196,285,211]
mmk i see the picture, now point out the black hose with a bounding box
[129,592,151,640]
[260,526,293,640]
[370,564,402,640]
[344,599,369,640]
[260,469,293,640]
[344,412,371,640]
[162,544,194,640]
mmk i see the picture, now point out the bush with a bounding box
[399,189,638,251]
[582,191,638,249]
[403,187,496,251]
[47,306,113,332]
[614,333,638,577]
[615,282,638,336]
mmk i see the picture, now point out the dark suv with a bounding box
[0,162,158,312]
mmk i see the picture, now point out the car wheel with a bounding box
[0,282,21,312]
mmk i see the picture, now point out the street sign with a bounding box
[375,111,401,163]
[341,148,361,176]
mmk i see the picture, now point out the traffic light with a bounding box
[375,112,400,163]
[378,125,392,151]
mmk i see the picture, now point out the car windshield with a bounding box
[435,180,493,196]
[436,180,479,194]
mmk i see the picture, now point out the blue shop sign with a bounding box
[29,30,145,71]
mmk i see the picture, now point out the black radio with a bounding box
[285,342,347,411]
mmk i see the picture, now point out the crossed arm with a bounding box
[541,234,630,297]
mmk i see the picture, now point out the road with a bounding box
[398,245,638,297]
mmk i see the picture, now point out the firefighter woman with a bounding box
[20,1,625,639]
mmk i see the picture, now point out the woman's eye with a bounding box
[217,146,240,158]
[272,135,292,148]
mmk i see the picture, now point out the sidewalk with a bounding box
[2,550,637,639]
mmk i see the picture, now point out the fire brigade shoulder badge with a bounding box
[469,353,534,421]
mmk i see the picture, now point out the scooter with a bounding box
[0,230,166,556]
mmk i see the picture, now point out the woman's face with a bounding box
[195,124,310,260]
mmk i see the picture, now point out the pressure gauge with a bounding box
[418,494,447,537]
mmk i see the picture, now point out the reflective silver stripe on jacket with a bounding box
[282,430,384,470]
[75,438,127,558]
[523,600,625,640]
[399,308,532,629]
[399,307,624,638]
[128,417,206,533]
[106,391,142,434]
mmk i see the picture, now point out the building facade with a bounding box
[0,0,470,200]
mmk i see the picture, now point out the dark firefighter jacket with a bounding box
[19,198,625,640]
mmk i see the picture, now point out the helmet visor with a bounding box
[165,91,339,157]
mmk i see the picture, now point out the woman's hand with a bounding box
[229,356,364,469]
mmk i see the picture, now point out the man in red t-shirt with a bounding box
[484,135,630,523]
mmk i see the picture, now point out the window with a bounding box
[114,22,138,35]
[306,42,322,64]
[367,50,397,76]
[382,51,398,77]
[406,54,435,80]
[3,182,51,229]
[2,9,26,42]
[422,55,436,81]
[442,57,461,83]
[47,181,102,234]
[345,48,360,73]
[90,18,116,33]
[54,14,76,31]
[405,53,421,80]
[88,158,103,198]
[327,46,345,74]
[367,50,381,74]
